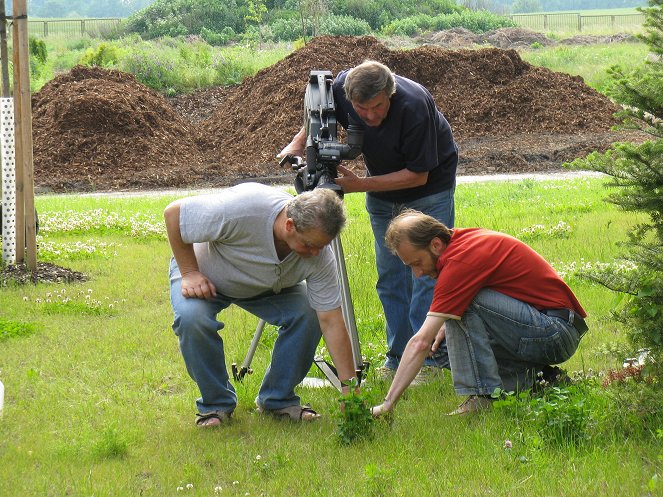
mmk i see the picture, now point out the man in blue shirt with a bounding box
[280,61,458,378]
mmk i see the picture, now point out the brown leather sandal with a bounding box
[256,403,320,421]
[195,410,232,427]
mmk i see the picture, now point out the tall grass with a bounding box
[0,176,659,496]
[520,41,649,92]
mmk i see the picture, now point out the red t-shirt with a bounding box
[429,228,586,320]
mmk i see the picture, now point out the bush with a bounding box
[80,43,121,67]
[200,26,236,46]
[29,36,48,64]
[382,9,515,36]
[329,0,461,30]
[125,0,247,40]
[269,17,311,41]
[319,14,372,36]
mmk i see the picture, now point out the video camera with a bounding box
[280,70,363,195]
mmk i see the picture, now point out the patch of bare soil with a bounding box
[0,262,87,286]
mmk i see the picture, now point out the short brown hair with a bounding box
[385,209,452,254]
[343,60,396,103]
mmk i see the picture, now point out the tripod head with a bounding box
[281,70,363,196]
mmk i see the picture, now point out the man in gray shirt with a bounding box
[165,183,357,426]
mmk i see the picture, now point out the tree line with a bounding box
[1,0,648,19]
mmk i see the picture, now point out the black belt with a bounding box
[543,308,588,335]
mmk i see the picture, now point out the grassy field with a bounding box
[28,33,649,98]
[1,176,660,496]
[520,41,649,92]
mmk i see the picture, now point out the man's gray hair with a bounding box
[286,188,346,238]
[343,60,396,103]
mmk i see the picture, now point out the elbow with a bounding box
[410,335,432,355]
[407,170,428,187]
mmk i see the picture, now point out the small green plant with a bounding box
[531,41,544,49]
[363,462,396,497]
[528,386,591,447]
[91,425,129,459]
[0,318,35,341]
[336,378,374,445]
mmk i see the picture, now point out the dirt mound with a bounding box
[421,27,636,50]
[559,33,637,45]
[199,36,618,180]
[30,36,623,192]
[32,65,205,191]
[477,27,555,49]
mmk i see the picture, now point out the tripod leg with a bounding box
[312,235,367,390]
[232,318,266,381]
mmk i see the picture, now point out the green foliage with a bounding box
[0,318,35,341]
[528,386,592,447]
[336,378,374,445]
[382,9,515,36]
[28,36,48,80]
[125,0,248,39]
[90,425,130,459]
[268,13,372,40]
[80,42,121,67]
[29,37,48,65]
[200,26,237,46]
[566,0,663,374]
[329,0,461,30]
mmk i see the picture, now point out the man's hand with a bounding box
[181,270,217,299]
[335,165,365,193]
[371,398,393,418]
[278,128,306,159]
[431,322,446,354]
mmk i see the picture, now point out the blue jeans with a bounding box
[169,259,321,414]
[445,289,584,395]
[365,186,455,370]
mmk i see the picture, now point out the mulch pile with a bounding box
[32,66,204,191]
[30,35,621,192]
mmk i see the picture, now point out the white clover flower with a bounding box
[186,483,193,489]
[233,481,239,485]
[177,487,184,492]
[214,487,222,494]
[255,454,262,460]
[504,440,512,449]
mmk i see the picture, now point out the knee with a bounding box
[172,301,221,337]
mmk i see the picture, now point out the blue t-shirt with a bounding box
[333,70,458,203]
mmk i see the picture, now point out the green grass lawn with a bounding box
[1,176,660,496]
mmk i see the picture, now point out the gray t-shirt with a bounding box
[178,183,342,312]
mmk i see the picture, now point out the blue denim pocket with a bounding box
[517,325,578,365]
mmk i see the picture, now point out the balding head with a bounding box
[385,209,452,254]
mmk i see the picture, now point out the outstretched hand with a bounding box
[370,399,393,419]
[181,271,217,299]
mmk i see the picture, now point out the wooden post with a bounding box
[577,14,582,32]
[11,0,36,270]
[0,2,9,97]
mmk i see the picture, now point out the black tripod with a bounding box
[231,232,368,390]
[231,69,368,389]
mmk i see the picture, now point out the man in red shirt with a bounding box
[371,210,588,416]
